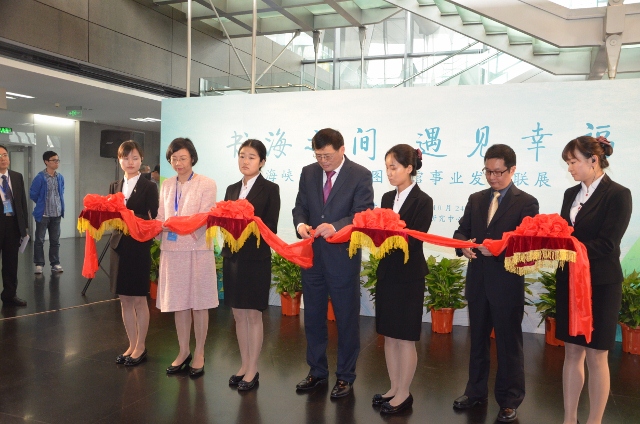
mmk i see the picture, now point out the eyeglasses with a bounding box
[482,167,510,177]
[0,154,8,159]
[170,156,190,164]
[47,159,60,163]
[313,152,337,162]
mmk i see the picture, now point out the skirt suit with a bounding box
[556,174,632,350]
[376,184,433,341]
[222,174,280,311]
[109,176,159,296]
[156,174,218,312]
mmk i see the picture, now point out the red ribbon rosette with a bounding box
[77,192,163,278]
[483,214,592,342]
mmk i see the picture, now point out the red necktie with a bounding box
[323,171,335,204]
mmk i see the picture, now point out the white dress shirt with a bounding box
[122,173,141,205]
[570,173,605,225]
[393,182,416,213]
[239,174,259,199]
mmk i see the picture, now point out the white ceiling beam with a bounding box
[262,0,315,31]
[324,0,363,27]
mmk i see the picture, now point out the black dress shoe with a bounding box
[166,354,192,374]
[296,374,328,391]
[497,407,517,423]
[237,372,259,391]
[453,395,488,409]
[372,393,394,406]
[330,380,353,398]
[115,354,131,365]
[2,296,27,307]
[380,394,413,415]
[229,374,245,386]
[124,349,147,367]
[189,358,205,378]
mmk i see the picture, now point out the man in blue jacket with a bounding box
[30,151,65,274]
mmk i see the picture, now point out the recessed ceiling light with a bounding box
[130,118,161,122]
[6,92,35,99]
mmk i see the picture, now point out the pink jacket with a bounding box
[157,174,217,251]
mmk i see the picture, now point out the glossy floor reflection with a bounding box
[0,239,639,423]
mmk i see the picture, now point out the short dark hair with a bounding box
[385,144,422,176]
[0,144,7,154]
[561,136,612,170]
[312,128,344,151]
[43,151,58,162]
[239,139,267,169]
[166,137,198,166]
[117,141,144,159]
[484,144,516,169]
[152,164,160,173]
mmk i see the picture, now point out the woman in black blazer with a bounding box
[223,139,280,391]
[556,136,632,424]
[109,141,159,367]
[372,144,433,415]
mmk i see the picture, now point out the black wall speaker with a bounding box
[100,130,145,159]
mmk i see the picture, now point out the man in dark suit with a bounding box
[0,145,29,307]
[292,128,374,398]
[452,144,539,423]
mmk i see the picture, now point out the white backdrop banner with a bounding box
[161,79,640,333]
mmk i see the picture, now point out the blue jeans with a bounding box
[34,216,61,266]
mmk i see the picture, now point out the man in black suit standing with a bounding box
[293,128,374,398]
[452,144,538,423]
[0,145,29,307]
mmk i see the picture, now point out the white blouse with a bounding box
[569,173,605,225]
[393,182,416,213]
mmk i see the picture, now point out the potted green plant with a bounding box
[360,256,380,302]
[271,252,303,316]
[533,270,564,346]
[620,270,640,355]
[213,239,224,300]
[424,255,467,334]
[149,239,161,300]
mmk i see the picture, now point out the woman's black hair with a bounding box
[385,144,422,176]
[118,141,144,159]
[166,137,198,166]
[239,139,267,168]
[561,136,612,169]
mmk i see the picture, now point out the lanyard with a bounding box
[174,172,194,216]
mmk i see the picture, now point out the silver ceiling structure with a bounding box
[156,0,640,93]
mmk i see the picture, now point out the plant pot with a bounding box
[431,308,455,334]
[620,323,640,355]
[280,292,302,316]
[544,316,564,347]
[327,299,336,321]
[149,280,158,300]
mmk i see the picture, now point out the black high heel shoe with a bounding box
[372,393,394,406]
[229,374,245,386]
[189,358,205,378]
[166,354,192,374]
[237,372,259,391]
[115,354,131,365]
[380,394,413,415]
[124,349,147,367]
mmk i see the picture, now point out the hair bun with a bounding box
[414,149,423,171]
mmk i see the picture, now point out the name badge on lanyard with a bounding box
[0,186,12,214]
[167,172,194,241]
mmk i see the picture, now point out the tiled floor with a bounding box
[0,239,638,423]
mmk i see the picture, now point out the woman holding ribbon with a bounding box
[110,141,158,367]
[157,137,218,378]
[557,136,632,424]
[372,144,433,414]
[222,139,280,391]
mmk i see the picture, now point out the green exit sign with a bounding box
[0,127,12,134]
[67,110,82,118]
